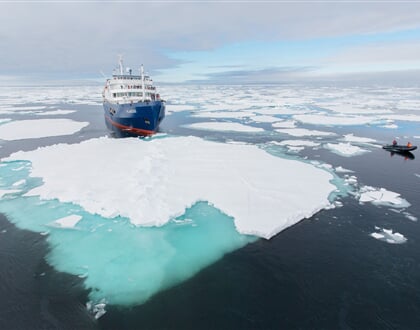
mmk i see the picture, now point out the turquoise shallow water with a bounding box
[0,160,256,306]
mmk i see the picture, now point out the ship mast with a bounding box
[141,64,145,101]
[118,55,124,75]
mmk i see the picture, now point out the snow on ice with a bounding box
[0,119,89,140]
[324,142,370,157]
[293,114,376,126]
[275,128,335,137]
[358,186,410,208]
[6,136,336,239]
[185,122,264,133]
[342,133,376,144]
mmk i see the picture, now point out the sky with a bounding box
[1,1,420,85]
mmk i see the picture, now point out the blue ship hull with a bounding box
[103,100,165,137]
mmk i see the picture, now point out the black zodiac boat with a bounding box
[382,144,417,152]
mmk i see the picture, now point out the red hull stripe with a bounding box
[105,116,156,136]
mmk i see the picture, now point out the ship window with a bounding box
[113,93,116,98]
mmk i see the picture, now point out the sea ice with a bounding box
[380,114,420,123]
[358,186,410,208]
[36,109,77,116]
[276,128,335,137]
[381,124,398,129]
[86,299,107,319]
[166,104,197,114]
[403,212,417,222]
[397,100,420,111]
[273,140,320,147]
[184,122,264,133]
[248,115,281,123]
[324,142,370,157]
[344,175,358,185]
[0,119,89,141]
[52,215,83,229]
[12,179,26,187]
[342,134,376,144]
[271,120,297,128]
[0,189,20,198]
[370,228,407,244]
[293,114,375,126]
[320,103,392,115]
[5,136,336,239]
[191,111,251,119]
[0,106,47,115]
[335,166,354,173]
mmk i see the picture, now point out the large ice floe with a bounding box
[6,136,336,238]
[0,119,88,140]
[0,136,338,306]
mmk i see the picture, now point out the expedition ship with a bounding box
[102,56,165,137]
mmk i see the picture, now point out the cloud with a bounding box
[2,2,420,79]
[326,39,420,64]
[196,66,317,83]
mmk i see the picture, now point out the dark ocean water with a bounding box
[0,86,420,329]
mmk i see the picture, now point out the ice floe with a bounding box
[166,104,197,114]
[293,114,375,126]
[185,122,264,133]
[36,109,77,116]
[270,139,319,152]
[381,123,398,129]
[86,299,107,319]
[342,133,376,144]
[274,140,320,147]
[324,142,370,157]
[380,114,420,123]
[403,212,418,222]
[51,215,83,229]
[0,119,89,140]
[248,115,281,123]
[0,85,101,106]
[6,136,337,239]
[12,179,26,187]
[370,227,407,244]
[320,103,392,115]
[272,120,297,128]
[191,111,251,119]
[0,118,11,124]
[358,186,410,208]
[335,166,354,173]
[0,189,20,198]
[276,128,335,137]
